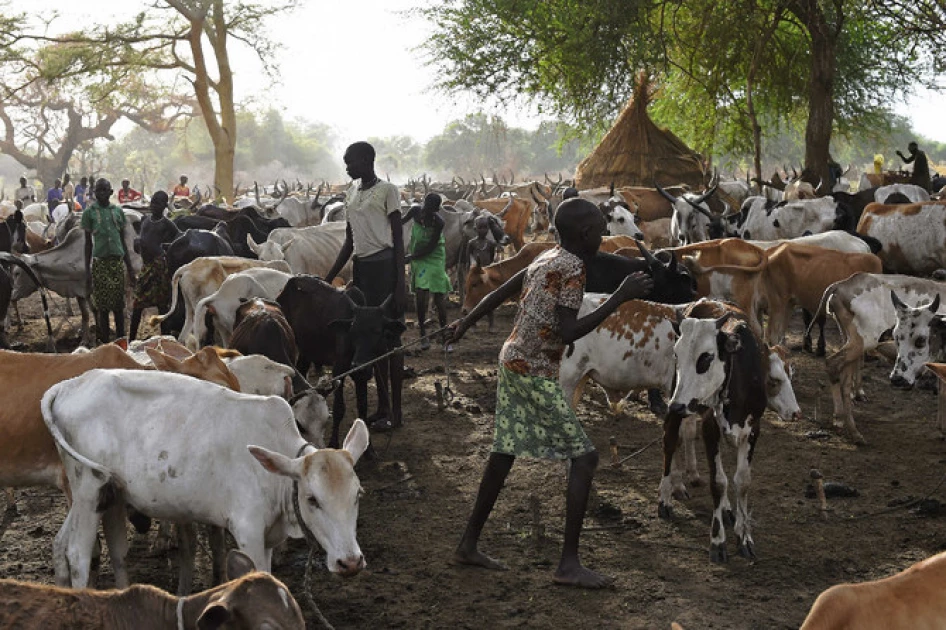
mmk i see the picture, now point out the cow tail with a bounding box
[148,265,185,327]
[40,384,118,512]
[0,252,54,351]
[808,282,836,339]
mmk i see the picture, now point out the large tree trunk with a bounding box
[802,15,837,189]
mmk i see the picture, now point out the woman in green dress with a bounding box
[407,193,452,350]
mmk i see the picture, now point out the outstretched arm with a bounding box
[558,272,653,344]
[449,269,526,342]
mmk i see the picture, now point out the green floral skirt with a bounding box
[133,256,170,310]
[91,257,126,312]
[492,365,595,460]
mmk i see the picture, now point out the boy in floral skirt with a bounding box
[447,198,653,588]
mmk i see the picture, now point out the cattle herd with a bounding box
[0,168,945,628]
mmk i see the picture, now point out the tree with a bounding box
[0,23,189,186]
[6,0,297,201]
[418,0,938,185]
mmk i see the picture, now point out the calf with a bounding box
[229,298,305,393]
[800,550,946,630]
[277,277,405,448]
[0,550,304,630]
[660,302,767,563]
[812,273,946,444]
[42,369,368,588]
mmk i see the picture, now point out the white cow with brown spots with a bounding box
[857,201,946,275]
[811,272,946,444]
[0,550,304,629]
[42,369,368,589]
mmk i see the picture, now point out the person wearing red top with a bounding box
[117,179,142,204]
[172,174,190,198]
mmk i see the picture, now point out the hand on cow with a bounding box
[616,271,654,302]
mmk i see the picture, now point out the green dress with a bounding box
[409,220,452,294]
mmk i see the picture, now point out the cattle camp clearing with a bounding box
[2,0,946,629]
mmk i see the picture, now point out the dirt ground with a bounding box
[2,292,945,629]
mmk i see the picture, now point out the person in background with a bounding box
[463,215,500,332]
[173,174,190,198]
[405,193,452,350]
[62,174,75,209]
[46,178,63,219]
[447,198,653,588]
[117,179,142,204]
[130,191,179,340]
[873,154,884,175]
[83,178,136,343]
[74,176,89,210]
[325,141,406,432]
[897,141,931,192]
[14,177,33,206]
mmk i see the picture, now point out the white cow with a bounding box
[747,230,872,254]
[889,293,946,390]
[42,369,367,589]
[601,198,644,240]
[250,222,352,280]
[733,196,838,240]
[190,266,292,350]
[875,183,930,204]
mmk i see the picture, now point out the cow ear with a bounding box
[328,318,353,333]
[724,331,741,354]
[281,237,294,252]
[224,550,257,580]
[248,445,301,479]
[113,338,129,351]
[146,347,182,372]
[343,419,370,463]
[197,602,231,630]
[245,233,260,254]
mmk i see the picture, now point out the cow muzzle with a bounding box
[335,554,366,577]
[889,374,914,390]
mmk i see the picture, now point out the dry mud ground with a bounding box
[2,293,945,629]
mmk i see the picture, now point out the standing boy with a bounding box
[447,198,653,588]
[463,215,500,332]
[130,191,180,340]
[83,178,136,343]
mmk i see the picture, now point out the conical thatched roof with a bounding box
[575,75,704,189]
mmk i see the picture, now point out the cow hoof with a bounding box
[649,401,669,417]
[658,502,673,520]
[687,476,703,488]
[803,338,813,353]
[816,344,826,358]
[672,485,690,501]
[851,431,868,446]
[724,509,735,528]
[854,393,869,403]
[710,543,728,564]
[738,540,756,560]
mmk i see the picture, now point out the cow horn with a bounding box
[666,251,678,271]
[380,293,394,314]
[715,311,734,330]
[609,181,615,197]
[890,290,908,311]
[816,178,823,192]
[693,182,718,206]
[653,181,678,204]
[636,239,658,266]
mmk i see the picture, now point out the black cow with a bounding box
[276,276,405,448]
[175,208,288,258]
[830,187,878,230]
[588,244,696,305]
[158,228,235,336]
[228,298,306,393]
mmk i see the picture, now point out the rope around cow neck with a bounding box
[291,442,336,630]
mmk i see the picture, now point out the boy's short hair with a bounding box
[474,215,490,229]
[423,192,442,211]
[345,141,376,162]
[554,198,599,238]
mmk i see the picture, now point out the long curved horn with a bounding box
[693,182,718,205]
[636,239,658,266]
[715,311,734,330]
[653,181,678,205]
[686,197,714,219]
[815,178,824,192]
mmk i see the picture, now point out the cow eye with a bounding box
[696,352,714,374]
[618,217,625,223]
[307,496,320,509]
[916,336,927,349]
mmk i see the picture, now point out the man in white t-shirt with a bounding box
[326,141,406,432]
[14,177,34,207]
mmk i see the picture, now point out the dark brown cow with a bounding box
[228,298,303,392]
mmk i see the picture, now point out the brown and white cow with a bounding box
[811,272,946,444]
[856,201,946,275]
[473,196,533,251]
[0,550,304,630]
[800,550,946,630]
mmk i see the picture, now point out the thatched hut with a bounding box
[575,77,704,189]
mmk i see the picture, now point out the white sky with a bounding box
[18,0,946,145]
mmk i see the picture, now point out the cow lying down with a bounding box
[0,550,304,630]
[42,369,368,590]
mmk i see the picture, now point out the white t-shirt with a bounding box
[15,186,33,202]
[346,180,401,258]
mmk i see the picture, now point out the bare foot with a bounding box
[453,547,508,571]
[553,564,614,589]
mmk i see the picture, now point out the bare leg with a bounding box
[129,307,144,341]
[113,309,125,339]
[416,288,430,346]
[96,310,109,344]
[454,452,513,570]
[554,450,613,588]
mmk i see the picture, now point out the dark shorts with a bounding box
[353,248,403,345]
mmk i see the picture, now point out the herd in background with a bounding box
[0,159,944,627]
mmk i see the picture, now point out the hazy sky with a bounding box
[22,0,946,145]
